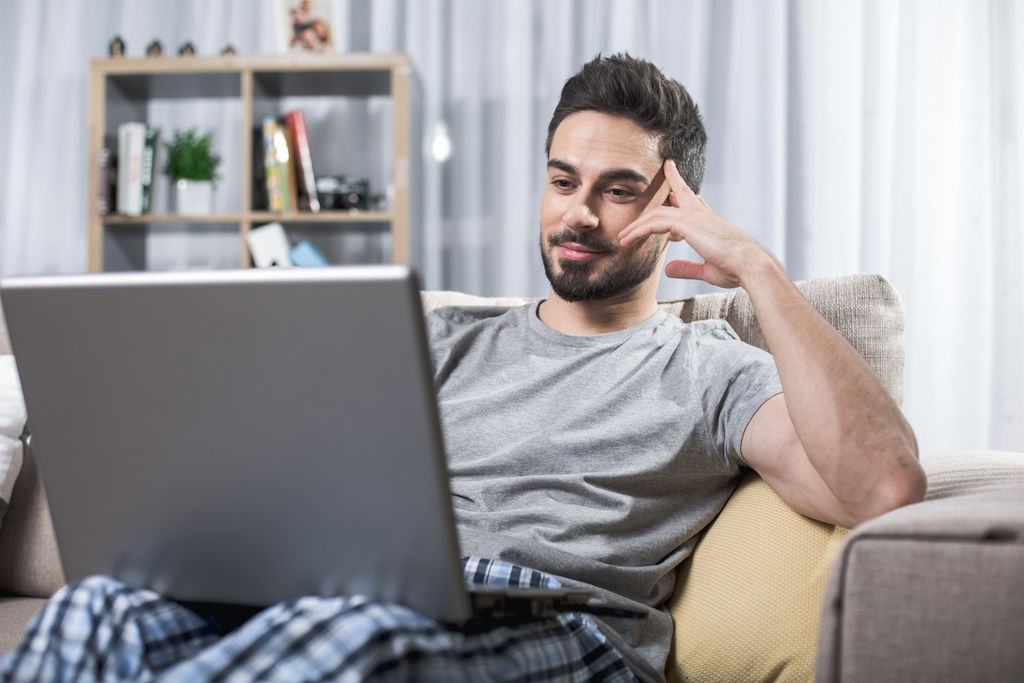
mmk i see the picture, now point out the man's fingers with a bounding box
[663,159,700,206]
[618,208,685,247]
[665,259,705,281]
[665,187,682,208]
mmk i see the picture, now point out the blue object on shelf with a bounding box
[290,241,329,267]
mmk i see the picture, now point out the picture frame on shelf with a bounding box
[276,0,337,54]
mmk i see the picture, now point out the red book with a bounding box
[284,109,321,212]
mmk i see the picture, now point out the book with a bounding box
[140,126,159,214]
[116,122,147,216]
[116,126,129,213]
[251,126,268,211]
[247,222,293,267]
[284,109,320,212]
[96,148,115,215]
[262,117,286,212]
[290,240,328,267]
[274,121,299,213]
[263,117,299,213]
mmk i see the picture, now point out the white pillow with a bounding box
[0,356,26,523]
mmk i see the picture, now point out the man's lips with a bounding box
[558,242,610,261]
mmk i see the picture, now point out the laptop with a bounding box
[1,266,638,626]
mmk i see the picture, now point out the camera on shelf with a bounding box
[316,175,370,210]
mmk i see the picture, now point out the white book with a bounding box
[116,122,146,216]
[116,125,130,214]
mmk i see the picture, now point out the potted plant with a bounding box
[163,127,222,215]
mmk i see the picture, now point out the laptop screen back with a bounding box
[1,266,471,623]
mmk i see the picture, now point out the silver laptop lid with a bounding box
[1,266,471,623]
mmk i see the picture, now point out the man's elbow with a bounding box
[862,456,927,523]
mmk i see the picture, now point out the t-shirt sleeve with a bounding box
[424,309,452,369]
[424,305,516,382]
[688,320,782,466]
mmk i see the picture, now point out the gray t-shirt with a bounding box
[426,302,782,682]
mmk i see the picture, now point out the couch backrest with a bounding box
[423,272,906,404]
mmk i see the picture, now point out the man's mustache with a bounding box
[546,231,619,253]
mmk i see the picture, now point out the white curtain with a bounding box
[1,0,1021,457]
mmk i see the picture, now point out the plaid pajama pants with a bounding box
[0,557,636,682]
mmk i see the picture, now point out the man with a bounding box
[0,54,924,682]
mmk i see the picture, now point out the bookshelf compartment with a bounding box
[103,222,243,272]
[251,95,393,217]
[106,71,242,101]
[149,97,245,216]
[252,69,391,99]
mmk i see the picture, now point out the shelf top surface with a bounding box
[95,53,408,99]
[92,52,410,75]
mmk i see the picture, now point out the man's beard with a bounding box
[540,229,664,302]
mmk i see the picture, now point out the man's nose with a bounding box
[563,196,599,231]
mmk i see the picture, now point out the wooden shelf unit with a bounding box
[87,53,411,272]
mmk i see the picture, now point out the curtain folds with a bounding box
[0,0,1021,455]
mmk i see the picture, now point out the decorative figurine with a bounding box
[220,45,237,56]
[178,42,196,57]
[108,36,125,57]
[146,40,163,57]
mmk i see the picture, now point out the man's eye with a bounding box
[552,179,575,191]
[607,188,634,200]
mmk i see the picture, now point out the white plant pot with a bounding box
[174,179,214,215]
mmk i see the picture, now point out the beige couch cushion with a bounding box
[921,450,1024,500]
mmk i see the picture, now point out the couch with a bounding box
[0,273,1022,681]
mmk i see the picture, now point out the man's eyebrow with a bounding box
[546,158,651,185]
[547,159,579,175]
[598,168,650,184]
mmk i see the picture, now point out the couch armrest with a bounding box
[816,451,1024,682]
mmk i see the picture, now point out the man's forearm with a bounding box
[739,251,925,521]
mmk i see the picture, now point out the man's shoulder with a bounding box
[425,303,532,341]
[427,303,526,326]
[662,317,771,376]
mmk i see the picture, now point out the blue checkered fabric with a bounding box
[0,557,636,682]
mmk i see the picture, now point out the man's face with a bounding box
[540,111,671,302]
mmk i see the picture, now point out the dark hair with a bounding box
[546,53,707,193]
